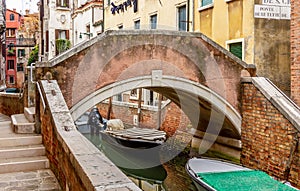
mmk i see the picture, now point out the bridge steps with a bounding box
[0,119,49,174]
[11,107,35,134]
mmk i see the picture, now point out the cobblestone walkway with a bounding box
[0,169,61,191]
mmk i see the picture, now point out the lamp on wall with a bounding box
[79,32,93,39]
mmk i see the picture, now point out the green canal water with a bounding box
[83,133,197,191]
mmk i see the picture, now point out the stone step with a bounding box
[11,114,35,134]
[0,145,45,159]
[0,169,62,191]
[0,135,42,147]
[0,156,49,174]
[24,107,35,123]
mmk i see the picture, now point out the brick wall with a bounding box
[38,80,139,190]
[0,93,24,116]
[98,101,191,137]
[291,0,300,106]
[241,82,300,188]
[40,105,86,190]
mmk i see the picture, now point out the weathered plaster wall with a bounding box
[291,0,300,106]
[254,17,290,96]
[241,79,300,188]
[0,93,24,116]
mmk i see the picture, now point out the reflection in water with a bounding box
[83,133,196,191]
[83,133,167,191]
[123,166,166,191]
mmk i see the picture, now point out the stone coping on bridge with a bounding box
[39,80,141,191]
[36,30,256,75]
[242,77,300,132]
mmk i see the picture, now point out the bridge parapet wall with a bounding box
[36,30,256,114]
[37,80,141,191]
[241,77,300,188]
[0,92,24,116]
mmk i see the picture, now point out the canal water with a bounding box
[83,133,197,191]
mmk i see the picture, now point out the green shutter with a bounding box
[229,42,243,60]
[202,0,213,7]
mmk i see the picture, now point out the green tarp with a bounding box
[197,170,298,191]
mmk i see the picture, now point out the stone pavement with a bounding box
[0,169,61,191]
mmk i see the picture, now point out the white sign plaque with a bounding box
[254,5,281,19]
[254,5,290,20]
[262,0,290,7]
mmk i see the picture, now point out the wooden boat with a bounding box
[99,127,167,169]
[185,157,299,191]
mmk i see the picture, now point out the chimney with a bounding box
[25,9,30,15]
[13,8,16,12]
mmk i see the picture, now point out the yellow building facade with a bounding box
[194,0,255,63]
[104,0,193,31]
[194,0,291,95]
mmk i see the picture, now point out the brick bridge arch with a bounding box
[37,30,256,139]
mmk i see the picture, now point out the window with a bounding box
[229,42,242,59]
[226,39,244,60]
[178,5,187,31]
[55,30,70,55]
[56,30,67,39]
[10,14,14,21]
[201,0,213,7]
[86,24,90,33]
[6,29,16,37]
[130,89,138,99]
[134,20,140,29]
[115,94,122,101]
[150,14,157,29]
[17,63,23,72]
[7,60,14,70]
[18,49,25,57]
[56,0,69,7]
[9,76,14,84]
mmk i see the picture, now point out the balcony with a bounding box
[7,38,36,47]
[17,57,26,63]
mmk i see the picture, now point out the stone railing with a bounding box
[37,80,140,191]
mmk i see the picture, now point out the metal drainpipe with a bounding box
[102,0,105,32]
[187,0,190,31]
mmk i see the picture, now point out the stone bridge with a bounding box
[34,30,300,188]
[36,30,256,140]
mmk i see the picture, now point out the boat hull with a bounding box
[100,131,165,169]
[185,158,299,191]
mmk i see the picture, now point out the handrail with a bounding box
[36,82,46,111]
[266,78,300,111]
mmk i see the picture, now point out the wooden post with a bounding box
[107,97,112,120]
[157,94,162,130]
[137,88,142,128]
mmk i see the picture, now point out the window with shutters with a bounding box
[226,39,244,61]
[7,60,14,70]
[55,29,70,55]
